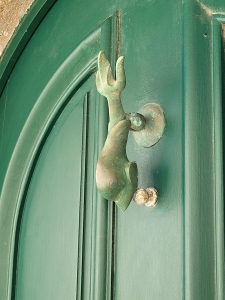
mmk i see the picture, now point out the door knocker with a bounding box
[96,51,165,211]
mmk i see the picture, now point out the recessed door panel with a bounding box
[15,92,84,299]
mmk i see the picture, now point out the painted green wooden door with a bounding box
[0,0,225,299]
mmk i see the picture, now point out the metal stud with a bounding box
[133,187,158,208]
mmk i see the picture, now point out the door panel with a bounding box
[16,91,84,300]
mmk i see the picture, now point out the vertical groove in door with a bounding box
[217,23,225,300]
[76,94,88,300]
[79,91,92,299]
[76,90,98,300]
[212,19,225,300]
[75,89,114,300]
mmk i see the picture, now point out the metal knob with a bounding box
[133,188,158,208]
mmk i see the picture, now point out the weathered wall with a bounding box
[0,0,35,57]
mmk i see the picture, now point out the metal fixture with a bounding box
[95,51,165,211]
[133,188,158,208]
[132,103,165,147]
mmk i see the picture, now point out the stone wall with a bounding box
[0,0,34,57]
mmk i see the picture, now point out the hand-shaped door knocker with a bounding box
[96,51,165,211]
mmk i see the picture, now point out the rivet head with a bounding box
[109,181,118,189]
[144,187,158,207]
[126,113,146,131]
[133,187,158,208]
[133,188,149,205]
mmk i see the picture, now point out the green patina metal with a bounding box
[95,51,138,211]
[95,51,165,210]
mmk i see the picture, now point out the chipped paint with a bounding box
[197,0,225,16]
[197,1,213,16]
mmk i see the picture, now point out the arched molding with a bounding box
[0,27,101,299]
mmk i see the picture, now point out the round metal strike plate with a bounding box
[132,103,165,147]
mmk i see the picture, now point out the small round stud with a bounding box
[133,188,149,205]
[126,113,146,131]
[133,187,158,208]
[144,187,158,207]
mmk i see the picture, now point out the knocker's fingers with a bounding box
[115,56,126,91]
[98,51,112,86]
[106,65,116,86]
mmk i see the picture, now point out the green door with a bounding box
[0,0,224,299]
